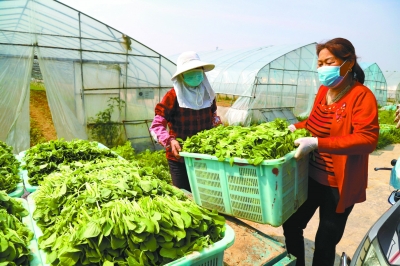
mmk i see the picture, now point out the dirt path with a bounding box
[30,90,57,144]
[231,144,400,265]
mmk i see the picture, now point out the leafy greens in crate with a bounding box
[22,139,118,186]
[0,191,33,265]
[111,141,173,184]
[32,159,226,265]
[181,118,310,165]
[0,140,21,193]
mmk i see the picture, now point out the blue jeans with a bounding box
[282,178,354,266]
[167,159,191,192]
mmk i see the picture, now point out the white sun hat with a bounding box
[171,51,215,80]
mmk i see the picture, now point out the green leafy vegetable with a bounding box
[32,159,225,265]
[181,118,310,165]
[0,192,33,265]
[0,141,21,193]
[112,142,172,185]
[21,139,118,186]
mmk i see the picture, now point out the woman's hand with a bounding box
[170,139,182,159]
[294,137,318,160]
[288,124,296,132]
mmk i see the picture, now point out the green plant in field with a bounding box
[377,128,400,150]
[87,97,126,147]
[378,109,396,125]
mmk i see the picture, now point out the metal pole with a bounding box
[78,12,86,129]
[124,44,129,143]
[294,47,303,110]
[158,55,161,102]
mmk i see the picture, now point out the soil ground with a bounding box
[30,90,57,145]
[30,91,398,265]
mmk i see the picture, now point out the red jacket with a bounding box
[154,88,217,162]
[295,81,379,213]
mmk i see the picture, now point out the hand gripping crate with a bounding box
[180,150,309,226]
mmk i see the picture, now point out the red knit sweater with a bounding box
[295,81,379,213]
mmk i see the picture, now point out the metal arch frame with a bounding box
[0,0,177,150]
[0,0,176,75]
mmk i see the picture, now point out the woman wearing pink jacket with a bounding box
[150,51,222,192]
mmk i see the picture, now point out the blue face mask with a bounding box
[317,60,347,87]
[182,69,204,87]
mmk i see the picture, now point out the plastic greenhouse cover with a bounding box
[359,62,387,106]
[0,45,32,153]
[187,43,319,125]
[384,71,400,92]
[0,0,176,152]
[193,43,317,95]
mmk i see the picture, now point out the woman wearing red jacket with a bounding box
[283,38,379,266]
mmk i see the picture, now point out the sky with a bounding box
[58,0,400,72]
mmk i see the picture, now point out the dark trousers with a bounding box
[282,178,354,266]
[167,159,192,192]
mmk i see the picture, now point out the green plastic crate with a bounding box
[166,224,235,266]
[180,150,309,226]
[7,182,24,197]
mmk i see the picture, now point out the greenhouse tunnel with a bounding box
[384,71,400,103]
[359,62,387,107]
[170,43,320,126]
[0,0,176,153]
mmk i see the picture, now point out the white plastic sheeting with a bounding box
[0,45,33,152]
[383,71,400,102]
[0,0,176,152]
[193,43,319,125]
[359,62,387,106]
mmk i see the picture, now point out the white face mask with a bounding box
[317,60,347,87]
[182,69,204,87]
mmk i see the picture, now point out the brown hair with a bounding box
[316,38,365,84]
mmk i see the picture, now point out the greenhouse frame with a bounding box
[384,71,400,103]
[190,43,320,126]
[359,62,387,106]
[0,0,176,153]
